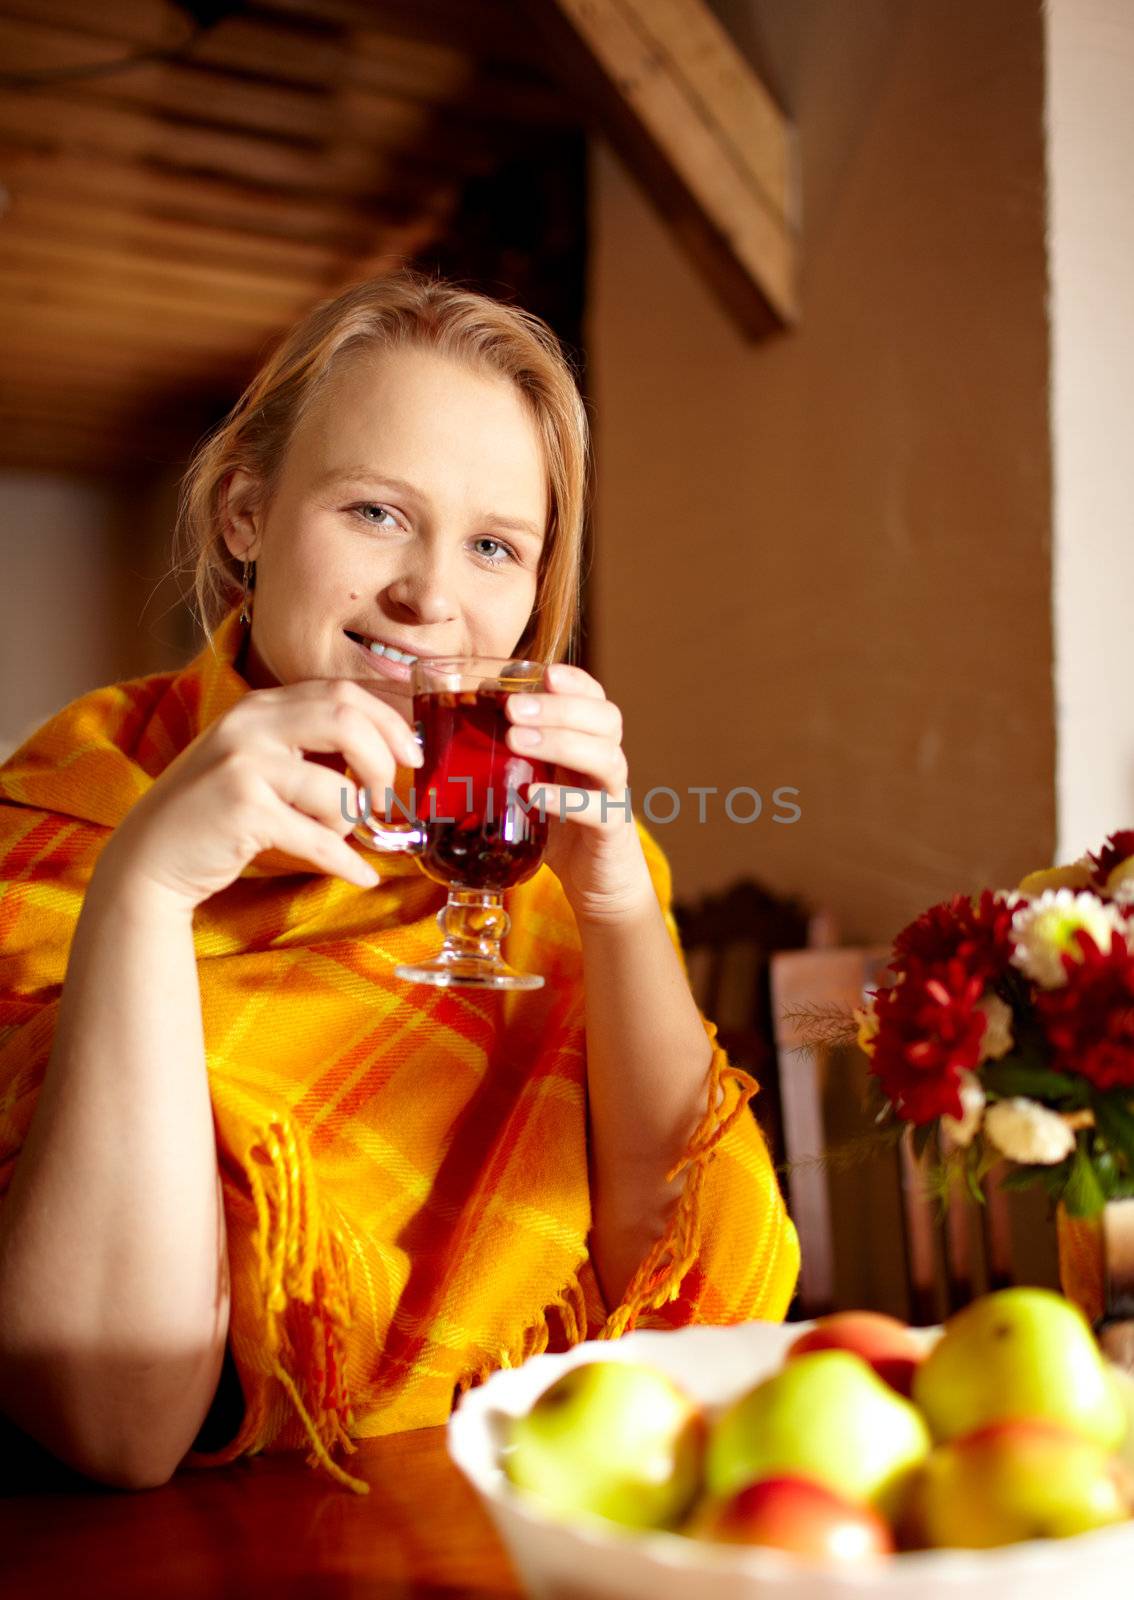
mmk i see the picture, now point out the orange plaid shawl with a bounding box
[0,607,799,1490]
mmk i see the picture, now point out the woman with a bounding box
[0,274,799,1493]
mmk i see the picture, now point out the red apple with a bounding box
[788,1312,926,1398]
[691,1475,894,1565]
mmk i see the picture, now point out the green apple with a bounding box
[705,1349,931,1517]
[503,1360,705,1529]
[901,1419,1132,1548]
[689,1475,894,1565]
[913,1288,1126,1450]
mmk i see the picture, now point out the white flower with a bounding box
[941,1071,986,1148]
[984,1097,1077,1165]
[1010,890,1129,988]
[1111,879,1134,908]
[976,993,1014,1061]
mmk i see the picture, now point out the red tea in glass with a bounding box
[414,688,551,890]
[352,656,550,989]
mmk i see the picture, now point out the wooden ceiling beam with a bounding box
[194,13,573,123]
[0,12,571,139]
[345,31,572,125]
[0,391,212,428]
[18,56,334,148]
[0,428,201,474]
[0,220,437,347]
[0,442,172,475]
[0,0,174,47]
[245,0,553,71]
[0,231,326,307]
[0,13,176,76]
[0,276,312,339]
[0,391,212,430]
[0,89,506,198]
[531,0,798,337]
[0,146,455,243]
[0,348,237,390]
[6,193,357,279]
[0,290,283,352]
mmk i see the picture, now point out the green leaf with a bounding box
[974,1140,1005,1185]
[921,1152,964,1219]
[1061,1139,1107,1218]
[963,1161,986,1205]
[1092,1095,1134,1171]
[981,1059,1091,1108]
[1093,1148,1120,1199]
[1034,1159,1075,1205]
[996,1165,1046,1193]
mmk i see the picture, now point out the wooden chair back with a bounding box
[673,879,835,1169]
[769,947,1014,1324]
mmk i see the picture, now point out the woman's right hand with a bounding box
[96,679,423,913]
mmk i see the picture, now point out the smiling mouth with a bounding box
[345,630,419,664]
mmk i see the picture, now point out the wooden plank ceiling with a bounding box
[0,0,579,474]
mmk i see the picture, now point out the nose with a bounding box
[382,546,457,627]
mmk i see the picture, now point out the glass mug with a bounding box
[352,657,552,990]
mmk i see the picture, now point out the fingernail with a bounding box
[356,863,381,888]
[511,696,540,719]
[511,726,541,747]
[406,745,424,767]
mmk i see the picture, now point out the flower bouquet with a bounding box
[854,830,1134,1225]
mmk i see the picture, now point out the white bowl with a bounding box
[447,1320,1134,1600]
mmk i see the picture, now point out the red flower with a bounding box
[1035,930,1134,1089]
[870,958,988,1124]
[1088,830,1134,891]
[892,890,1020,987]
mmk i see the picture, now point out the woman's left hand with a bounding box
[505,664,654,925]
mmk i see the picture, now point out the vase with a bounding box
[1056,1197,1134,1371]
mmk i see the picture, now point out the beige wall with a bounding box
[0,474,117,760]
[1046,0,1134,860]
[0,468,193,760]
[587,0,1056,942]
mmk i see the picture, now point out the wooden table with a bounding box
[0,1426,522,1598]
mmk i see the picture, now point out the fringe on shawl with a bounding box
[244,1113,368,1494]
[453,1041,757,1396]
[596,1045,758,1339]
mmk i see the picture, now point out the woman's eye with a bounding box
[473,536,516,566]
[350,509,514,564]
[354,503,399,529]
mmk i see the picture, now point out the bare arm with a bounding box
[0,853,227,1489]
[0,678,419,1488]
[579,888,713,1310]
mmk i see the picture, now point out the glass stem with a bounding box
[437,888,511,967]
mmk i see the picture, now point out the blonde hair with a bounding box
[175,271,589,663]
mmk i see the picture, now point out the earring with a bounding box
[239,559,255,625]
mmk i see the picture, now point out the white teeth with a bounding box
[362,636,416,664]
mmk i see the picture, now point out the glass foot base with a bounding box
[394,958,544,991]
[394,887,544,989]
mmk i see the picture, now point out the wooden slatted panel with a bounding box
[0,0,575,474]
[1,146,442,239]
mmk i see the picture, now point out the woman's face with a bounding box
[223,343,549,715]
